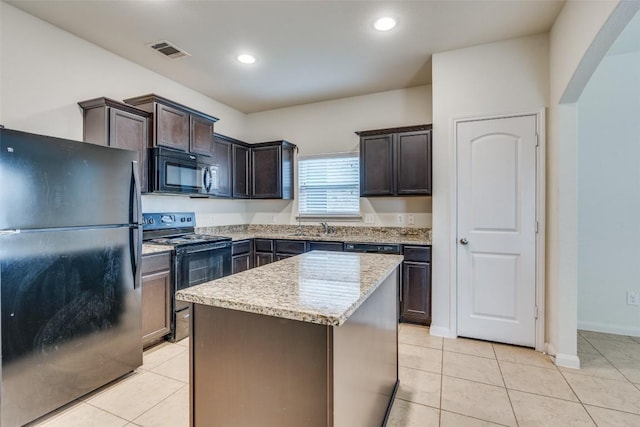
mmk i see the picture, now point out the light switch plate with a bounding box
[364,214,374,224]
[408,214,415,225]
[397,214,405,224]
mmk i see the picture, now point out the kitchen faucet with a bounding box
[320,221,329,234]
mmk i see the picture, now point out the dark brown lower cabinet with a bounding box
[254,239,274,267]
[401,245,432,325]
[232,240,253,274]
[232,254,251,273]
[255,252,274,267]
[142,252,172,347]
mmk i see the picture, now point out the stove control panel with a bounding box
[142,212,195,230]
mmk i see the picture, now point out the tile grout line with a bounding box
[130,383,189,425]
[440,409,513,427]
[492,343,520,427]
[579,331,638,385]
[83,400,143,424]
[555,358,599,425]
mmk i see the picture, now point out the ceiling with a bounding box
[7,0,565,113]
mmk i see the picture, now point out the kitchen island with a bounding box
[176,250,403,427]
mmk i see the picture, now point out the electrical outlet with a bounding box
[271,215,277,224]
[364,214,374,224]
[627,291,640,306]
[397,214,405,224]
[408,214,415,225]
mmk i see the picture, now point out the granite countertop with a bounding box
[176,251,403,326]
[196,225,431,245]
[142,244,173,255]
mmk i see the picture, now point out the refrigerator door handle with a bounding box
[130,226,141,289]
[130,161,141,289]
[130,161,141,225]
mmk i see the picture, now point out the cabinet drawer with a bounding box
[142,252,172,275]
[254,239,274,253]
[275,239,306,254]
[403,246,431,263]
[232,240,251,255]
[308,241,344,252]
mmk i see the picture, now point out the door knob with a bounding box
[459,238,469,245]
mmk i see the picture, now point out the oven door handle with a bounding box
[182,244,230,255]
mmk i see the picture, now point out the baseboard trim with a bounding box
[545,342,557,357]
[578,321,640,337]
[429,326,452,338]
[555,353,581,369]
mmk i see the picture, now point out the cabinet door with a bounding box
[156,103,189,151]
[232,254,251,274]
[109,108,149,193]
[281,145,294,200]
[396,130,432,195]
[190,115,214,156]
[211,136,232,197]
[360,135,394,196]
[232,144,251,199]
[251,145,282,198]
[142,269,171,346]
[401,261,431,325]
[255,252,274,267]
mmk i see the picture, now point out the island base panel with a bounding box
[191,306,330,427]
[333,268,399,427]
[190,266,399,426]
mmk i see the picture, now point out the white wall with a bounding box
[244,86,433,227]
[430,33,549,337]
[577,51,640,337]
[547,0,637,367]
[0,2,249,226]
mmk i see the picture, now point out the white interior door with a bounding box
[456,115,537,347]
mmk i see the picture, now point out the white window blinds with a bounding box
[298,153,360,217]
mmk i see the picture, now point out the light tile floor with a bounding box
[27,326,640,426]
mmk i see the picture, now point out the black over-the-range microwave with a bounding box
[149,147,218,196]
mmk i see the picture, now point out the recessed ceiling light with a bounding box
[237,54,256,64]
[374,17,396,31]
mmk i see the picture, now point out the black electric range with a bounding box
[142,212,232,341]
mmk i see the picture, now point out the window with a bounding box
[298,152,360,218]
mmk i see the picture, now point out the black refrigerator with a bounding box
[0,128,142,426]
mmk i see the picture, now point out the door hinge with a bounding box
[535,133,539,147]
[535,221,539,234]
[535,306,539,319]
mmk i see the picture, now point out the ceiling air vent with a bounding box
[148,40,190,59]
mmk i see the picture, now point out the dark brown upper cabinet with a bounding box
[232,141,251,199]
[79,97,151,192]
[251,140,296,199]
[124,94,219,156]
[359,134,395,196]
[209,133,235,198]
[356,124,432,197]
